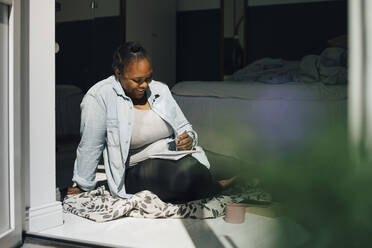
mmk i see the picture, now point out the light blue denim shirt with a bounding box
[72,75,209,198]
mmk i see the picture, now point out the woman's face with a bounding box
[117,58,153,100]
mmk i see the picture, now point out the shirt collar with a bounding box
[147,82,163,105]
[111,76,160,104]
[112,75,130,99]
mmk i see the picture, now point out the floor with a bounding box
[22,236,89,248]
[24,204,311,248]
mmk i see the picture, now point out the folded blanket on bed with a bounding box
[227,58,299,84]
[63,184,271,222]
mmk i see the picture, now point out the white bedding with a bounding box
[172,81,347,165]
[172,81,347,101]
[225,47,347,85]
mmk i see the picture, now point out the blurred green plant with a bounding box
[235,126,372,248]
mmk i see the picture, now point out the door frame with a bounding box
[0,0,22,246]
[21,0,63,234]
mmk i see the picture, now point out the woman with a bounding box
[68,42,238,203]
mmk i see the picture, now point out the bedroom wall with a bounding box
[248,0,343,6]
[55,0,120,22]
[56,0,176,89]
[224,0,245,75]
[244,0,347,64]
[55,1,121,92]
[176,0,222,82]
[126,0,176,87]
[176,0,220,11]
[55,16,121,92]
[224,0,244,40]
[57,0,223,85]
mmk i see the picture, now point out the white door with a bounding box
[0,0,22,247]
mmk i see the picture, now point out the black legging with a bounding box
[125,150,245,203]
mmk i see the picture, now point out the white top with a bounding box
[128,108,202,166]
[130,108,173,149]
[129,108,175,165]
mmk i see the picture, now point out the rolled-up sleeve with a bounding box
[166,87,199,148]
[72,94,106,191]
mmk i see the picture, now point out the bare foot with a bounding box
[67,186,83,195]
[218,176,237,189]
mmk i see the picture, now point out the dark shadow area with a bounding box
[55,16,120,93]
[245,1,347,64]
[181,219,225,248]
[176,9,222,82]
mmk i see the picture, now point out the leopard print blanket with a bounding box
[63,184,271,222]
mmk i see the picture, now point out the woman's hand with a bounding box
[67,186,84,195]
[176,132,193,150]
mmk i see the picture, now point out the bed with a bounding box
[171,50,348,166]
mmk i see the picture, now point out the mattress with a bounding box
[172,81,347,101]
[172,81,347,165]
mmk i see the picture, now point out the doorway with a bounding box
[55,0,124,195]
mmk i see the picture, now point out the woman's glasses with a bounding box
[124,75,152,85]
